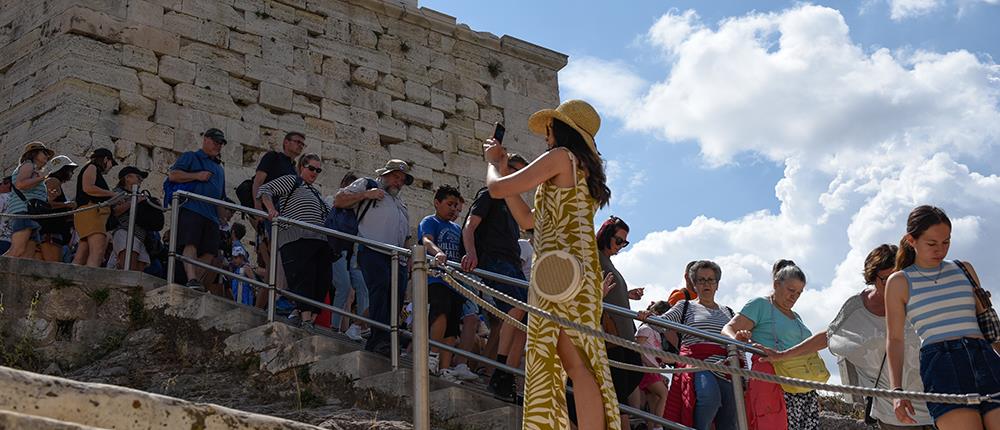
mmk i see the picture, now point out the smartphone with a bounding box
[492,122,506,144]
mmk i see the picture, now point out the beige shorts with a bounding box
[73,204,111,239]
[109,229,150,266]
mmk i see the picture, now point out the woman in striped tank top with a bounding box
[886,205,1000,429]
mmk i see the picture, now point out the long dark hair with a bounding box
[895,205,951,271]
[863,244,898,285]
[596,216,629,250]
[551,119,611,207]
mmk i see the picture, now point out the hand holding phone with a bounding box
[492,122,506,144]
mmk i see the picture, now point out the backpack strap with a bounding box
[11,161,33,202]
[677,298,692,346]
[355,178,379,223]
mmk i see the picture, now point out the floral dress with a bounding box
[522,149,621,430]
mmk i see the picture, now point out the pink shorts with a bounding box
[638,372,664,391]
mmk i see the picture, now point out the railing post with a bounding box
[728,344,749,430]
[410,244,429,430]
[166,193,180,286]
[267,220,279,322]
[390,250,400,370]
[123,184,139,271]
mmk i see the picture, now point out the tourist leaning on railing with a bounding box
[4,142,54,259]
[722,260,827,430]
[758,244,934,429]
[258,153,332,330]
[885,205,1000,430]
[661,260,740,430]
[109,167,151,272]
[39,155,78,263]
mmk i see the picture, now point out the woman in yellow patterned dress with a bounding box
[484,99,620,430]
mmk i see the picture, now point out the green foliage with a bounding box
[88,288,111,306]
[487,60,503,78]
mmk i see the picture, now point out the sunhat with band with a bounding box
[45,155,78,175]
[375,159,414,185]
[527,99,602,154]
[20,141,55,162]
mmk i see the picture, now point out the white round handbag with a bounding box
[530,250,585,303]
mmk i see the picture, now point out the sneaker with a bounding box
[287,311,302,327]
[185,279,205,291]
[428,352,440,376]
[345,324,364,341]
[448,363,479,381]
[439,368,463,384]
[359,327,372,338]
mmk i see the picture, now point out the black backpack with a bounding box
[325,178,378,257]
[235,179,254,208]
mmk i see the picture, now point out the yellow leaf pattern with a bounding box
[522,160,621,430]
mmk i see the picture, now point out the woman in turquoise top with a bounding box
[3,142,54,259]
[722,260,819,430]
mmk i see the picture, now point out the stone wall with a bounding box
[0,0,566,230]
[0,257,163,369]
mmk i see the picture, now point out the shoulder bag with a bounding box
[769,300,830,393]
[955,260,1000,344]
[530,149,585,304]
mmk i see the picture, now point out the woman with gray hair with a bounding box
[656,260,739,430]
[722,260,826,430]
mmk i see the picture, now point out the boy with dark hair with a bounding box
[418,185,475,379]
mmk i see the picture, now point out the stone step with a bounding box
[199,306,267,333]
[458,405,522,430]
[354,369,452,401]
[224,321,307,355]
[0,409,107,429]
[259,335,356,374]
[428,386,510,421]
[310,350,392,380]
[144,284,201,310]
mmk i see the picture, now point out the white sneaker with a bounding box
[345,324,364,341]
[428,352,440,376]
[449,363,479,381]
[439,368,463,384]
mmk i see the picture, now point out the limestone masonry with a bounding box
[0,0,566,229]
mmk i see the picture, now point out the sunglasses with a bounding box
[305,165,322,174]
[613,237,629,247]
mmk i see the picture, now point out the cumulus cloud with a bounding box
[563,4,1000,383]
[604,159,648,207]
[888,0,944,19]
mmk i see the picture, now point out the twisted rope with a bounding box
[436,264,994,405]
[0,192,134,219]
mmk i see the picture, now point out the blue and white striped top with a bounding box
[904,260,982,346]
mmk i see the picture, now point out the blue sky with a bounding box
[421,0,1000,383]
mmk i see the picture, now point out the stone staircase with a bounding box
[145,284,524,430]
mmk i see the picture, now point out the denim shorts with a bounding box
[479,258,527,314]
[10,217,41,242]
[919,337,1000,419]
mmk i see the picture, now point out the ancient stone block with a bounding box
[430,88,455,115]
[137,72,172,101]
[391,100,443,128]
[174,83,241,118]
[229,77,258,104]
[179,41,245,76]
[153,100,180,129]
[126,0,164,27]
[261,37,294,66]
[389,143,444,171]
[292,95,321,117]
[243,11,308,47]
[179,0,243,28]
[158,56,196,84]
[245,55,306,89]
[195,64,229,93]
[122,45,158,74]
[378,115,406,144]
[351,66,378,89]
[228,31,262,56]
[404,80,430,105]
[258,82,293,112]
[455,96,478,119]
[304,117,337,142]
[119,91,156,118]
[378,74,405,99]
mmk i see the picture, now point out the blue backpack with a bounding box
[325,178,378,256]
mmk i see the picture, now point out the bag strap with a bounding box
[11,162,33,202]
[677,298,691,345]
[356,178,378,223]
[956,260,992,308]
[873,352,887,389]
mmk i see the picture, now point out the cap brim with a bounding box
[528,109,598,152]
[376,168,414,185]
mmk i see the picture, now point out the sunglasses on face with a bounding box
[613,237,629,247]
[305,165,322,173]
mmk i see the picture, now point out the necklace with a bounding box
[912,263,944,284]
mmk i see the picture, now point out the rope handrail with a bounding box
[0,192,133,219]
[437,264,998,405]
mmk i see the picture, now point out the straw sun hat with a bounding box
[527,99,602,153]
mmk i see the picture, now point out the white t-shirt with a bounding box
[827,293,932,426]
[518,239,533,279]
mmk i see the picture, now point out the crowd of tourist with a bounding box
[3,99,1000,430]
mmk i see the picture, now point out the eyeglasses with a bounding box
[693,278,718,285]
[613,237,629,247]
[305,165,322,173]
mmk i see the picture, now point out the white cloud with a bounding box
[566,4,1000,384]
[560,57,646,119]
[604,159,647,207]
[888,0,944,20]
[647,9,702,54]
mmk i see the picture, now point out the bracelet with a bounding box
[892,387,903,391]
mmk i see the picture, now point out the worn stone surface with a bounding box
[0,0,565,234]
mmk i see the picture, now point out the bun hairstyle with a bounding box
[596,215,629,251]
[895,205,951,271]
[773,259,806,284]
